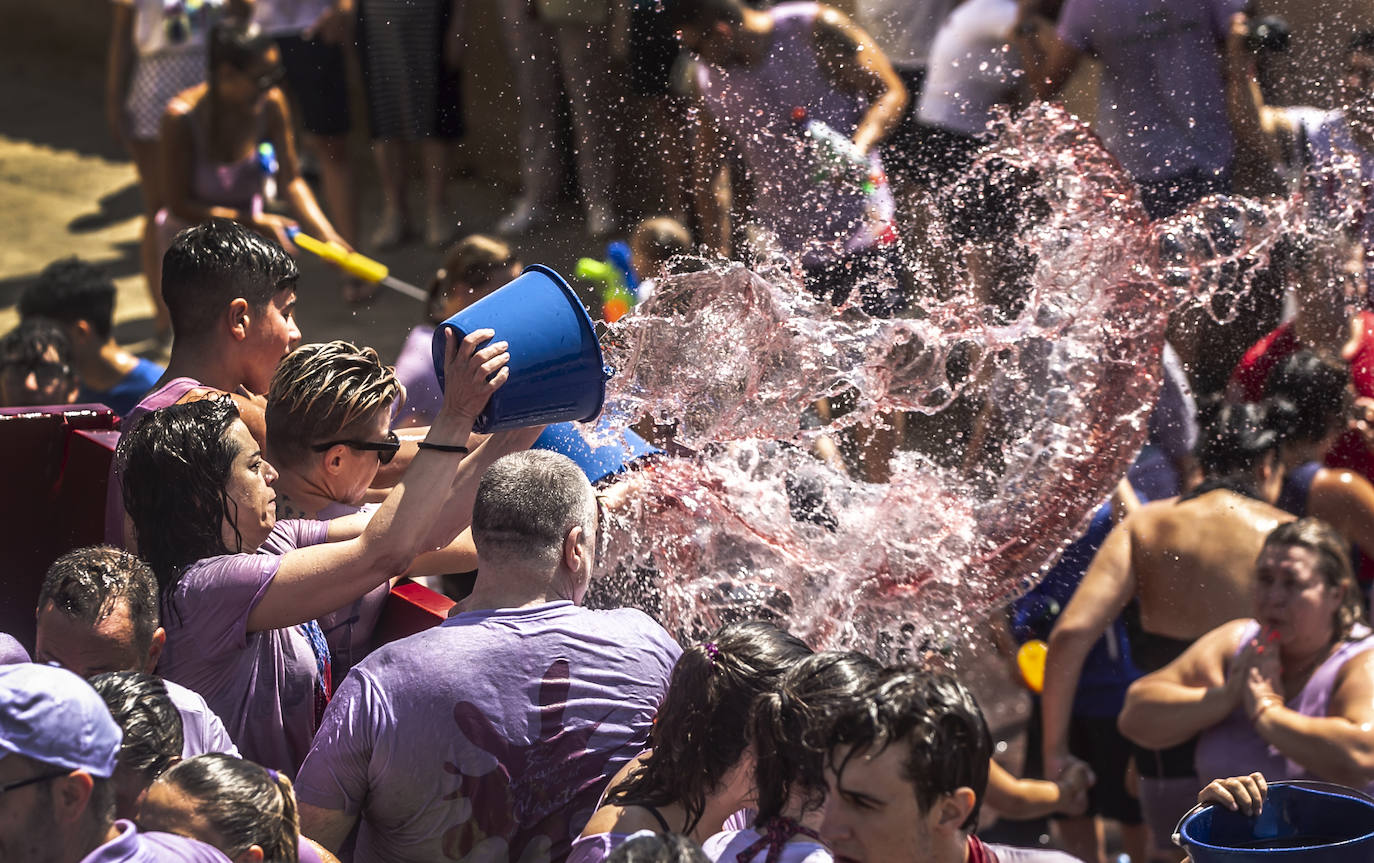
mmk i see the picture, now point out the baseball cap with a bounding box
[0,664,121,777]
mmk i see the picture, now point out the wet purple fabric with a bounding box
[1195,620,1374,791]
[393,325,443,427]
[702,828,832,863]
[105,376,203,547]
[0,664,120,777]
[1057,0,1243,180]
[163,679,240,759]
[0,632,29,665]
[295,601,681,863]
[79,821,230,863]
[156,518,330,775]
[568,832,634,863]
[314,501,390,681]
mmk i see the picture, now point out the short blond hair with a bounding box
[266,341,400,469]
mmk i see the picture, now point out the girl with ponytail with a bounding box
[574,621,813,863]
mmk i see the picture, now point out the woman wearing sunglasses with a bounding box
[156,18,356,304]
[116,330,540,776]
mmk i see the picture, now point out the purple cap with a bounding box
[0,664,120,777]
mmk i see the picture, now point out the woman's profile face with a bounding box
[215,45,284,109]
[221,419,279,553]
[1254,543,1343,648]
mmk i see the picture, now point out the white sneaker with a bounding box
[497,200,554,235]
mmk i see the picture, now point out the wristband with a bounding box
[416,441,470,454]
[1250,694,1284,723]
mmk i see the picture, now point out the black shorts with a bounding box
[276,34,352,137]
[802,245,908,318]
[628,0,679,96]
[1053,715,1143,824]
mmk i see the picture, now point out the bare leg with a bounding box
[306,133,356,244]
[128,138,170,338]
[554,23,617,234]
[421,136,453,247]
[370,137,409,249]
[495,0,564,230]
[1121,821,1148,863]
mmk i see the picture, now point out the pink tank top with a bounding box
[694,3,894,265]
[1194,620,1374,791]
[174,96,267,213]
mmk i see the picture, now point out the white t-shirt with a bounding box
[851,0,960,70]
[918,0,1019,136]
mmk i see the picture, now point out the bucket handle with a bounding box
[1172,779,1374,848]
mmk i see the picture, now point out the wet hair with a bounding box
[607,621,814,832]
[751,651,882,825]
[37,546,161,653]
[427,234,517,322]
[1193,399,1280,481]
[20,258,118,338]
[471,450,596,565]
[605,834,712,863]
[160,754,299,863]
[266,341,400,469]
[118,397,244,594]
[1263,351,1350,445]
[631,218,693,278]
[89,671,183,784]
[0,319,76,395]
[209,18,275,75]
[161,219,297,340]
[828,667,992,832]
[1263,518,1367,640]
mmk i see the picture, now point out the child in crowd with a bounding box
[19,258,164,416]
[0,318,79,409]
[629,217,693,304]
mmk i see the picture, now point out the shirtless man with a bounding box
[1040,401,1292,859]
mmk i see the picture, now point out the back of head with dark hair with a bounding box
[89,671,183,783]
[608,621,814,831]
[1193,398,1279,480]
[0,318,73,370]
[20,258,118,338]
[606,834,711,863]
[471,450,596,564]
[1263,350,1350,445]
[162,754,299,863]
[828,667,992,832]
[38,545,161,653]
[117,397,244,592]
[161,219,297,340]
[751,651,882,825]
[208,18,275,75]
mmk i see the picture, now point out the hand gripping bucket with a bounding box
[531,416,661,485]
[1174,780,1374,862]
[433,265,609,433]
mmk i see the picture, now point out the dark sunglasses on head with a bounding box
[311,430,401,465]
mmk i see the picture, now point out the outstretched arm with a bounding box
[813,7,908,154]
[1118,619,1250,750]
[1013,0,1082,101]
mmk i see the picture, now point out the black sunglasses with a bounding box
[311,430,401,465]
[0,770,69,797]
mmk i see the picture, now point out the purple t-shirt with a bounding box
[0,632,29,664]
[105,376,204,547]
[295,601,682,863]
[314,501,390,681]
[80,821,230,862]
[155,518,330,775]
[1057,0,1243,180]
[163,679,240,759]
[393,325,443,427]
[703,829,831,863]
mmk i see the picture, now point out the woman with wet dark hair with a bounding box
[702,651,881,863]
[573,622,813,863]
[116,330,518,774]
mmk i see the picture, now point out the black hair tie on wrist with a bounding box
[416,442,471,454]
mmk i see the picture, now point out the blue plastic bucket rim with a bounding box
[1174,780,1374,853]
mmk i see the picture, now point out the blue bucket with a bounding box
[532,416,661,485]
[433,265,608,433]
[1175,781,1374,862]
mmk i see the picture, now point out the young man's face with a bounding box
[821,742,937,863]
[243,287,301,395]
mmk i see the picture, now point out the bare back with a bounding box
[1131,490,1292,640]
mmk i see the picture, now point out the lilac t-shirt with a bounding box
[0,632,29,664]
[295,601,682,863]
[80,820,230,862]
[1057,0,1243,180]
[393,325,443,427]
[105,376,204,547]
[314,501,390,680]
[703,829,831,863]
[155,518,330,775]
[163,678,240,759]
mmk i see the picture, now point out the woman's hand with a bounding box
[1053,759,1094,816]
[252,212,301,251]
[438,328,510,424]
[1199,772,1268,816]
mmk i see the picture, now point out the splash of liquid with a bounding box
[589,104,1292,657]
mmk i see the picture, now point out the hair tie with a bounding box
[267,768,279,782]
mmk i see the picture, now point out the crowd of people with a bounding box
[7,0,1374,861]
